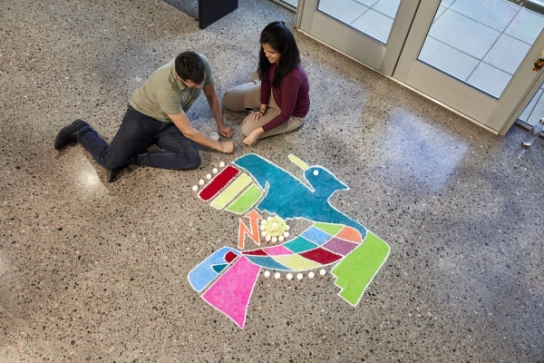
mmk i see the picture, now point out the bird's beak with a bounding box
[288,154,309,171]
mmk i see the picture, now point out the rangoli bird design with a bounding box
[188,153,390,328]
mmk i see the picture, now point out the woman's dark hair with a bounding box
[175,51,205,84]
[258,21,301,88]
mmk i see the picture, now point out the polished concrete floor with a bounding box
[1,0,544,362]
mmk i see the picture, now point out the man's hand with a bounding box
[219,141,235,153]
[218,124,234,139]
[203,82,233,139]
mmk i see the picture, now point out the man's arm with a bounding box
[203,81,234,138]
[167,112,234,153]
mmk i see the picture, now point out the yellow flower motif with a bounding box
[260,216,290,243]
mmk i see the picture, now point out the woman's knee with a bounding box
[241,121,257,137]
[222,82,261,112]
[222,90,240,111]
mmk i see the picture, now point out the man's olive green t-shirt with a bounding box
[129,54,214,123]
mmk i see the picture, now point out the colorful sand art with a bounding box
[188,153,390,329]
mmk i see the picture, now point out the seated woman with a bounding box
[222,21,310,146]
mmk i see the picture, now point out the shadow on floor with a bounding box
[163,0,198,20]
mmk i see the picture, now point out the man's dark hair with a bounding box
[258,21,301,88]
[175,51,205,84]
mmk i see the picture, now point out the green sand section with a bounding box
[314,222,343,236]
[210,173,252,210]
[225,184,263,214]
[331,231,390,306]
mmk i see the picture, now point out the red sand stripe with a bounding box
[300,248,343,265]
[224,251,238,263]
[242,249,268,256]
[199,165,240,201]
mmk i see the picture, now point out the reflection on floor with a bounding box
[0,0,543,362]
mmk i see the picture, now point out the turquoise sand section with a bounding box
[331,231,390,306]
[283,236,318,253]
[245,255,290,270]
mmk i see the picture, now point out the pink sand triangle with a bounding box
[201,256,261,328]
[264,245,293,256]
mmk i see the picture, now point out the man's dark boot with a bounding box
[106,166,127,183]
[54,119,89,150]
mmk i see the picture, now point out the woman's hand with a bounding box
[249,105,267,122]
[243,128,264,146]
[249,110,264,122]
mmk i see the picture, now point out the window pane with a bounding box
[317,0,401,44]
[418,0,544,98]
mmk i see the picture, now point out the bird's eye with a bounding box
[313,170,319,176]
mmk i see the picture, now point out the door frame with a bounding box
[296,0,420,76]
[492,30,544,135]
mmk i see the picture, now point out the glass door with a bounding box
[297,0,544,135]
[394,0,544,134]
[271,0,298,11]
[297,0,420,75]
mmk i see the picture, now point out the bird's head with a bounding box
[287,154,348,198]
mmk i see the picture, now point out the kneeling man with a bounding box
[54,51,234,182]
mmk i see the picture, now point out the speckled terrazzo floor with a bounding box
[1,0,544,362]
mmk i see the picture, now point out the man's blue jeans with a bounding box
[78,106,201,170]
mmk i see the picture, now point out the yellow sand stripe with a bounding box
[210,173,252,210]
[273,254,321,271]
